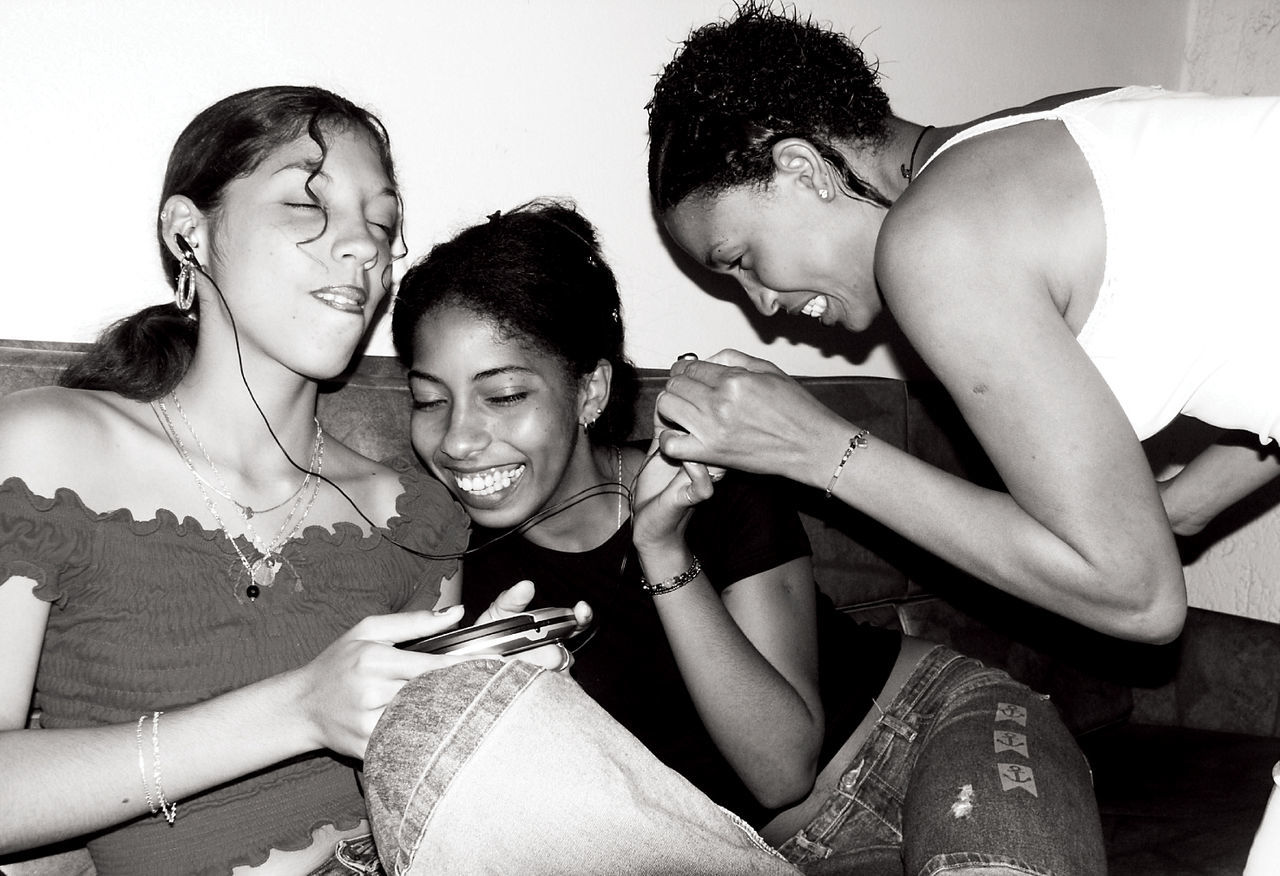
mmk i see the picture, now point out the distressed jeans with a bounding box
[363,650,1103,875]
[773,646,1106,875]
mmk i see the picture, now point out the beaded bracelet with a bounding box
[640,556,702,596]
[825,430,870,499]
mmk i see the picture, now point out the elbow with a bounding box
[753,774,816,811]
[1094,563,1187,644]
[1121,596,1186,645]
[749,749,821,810]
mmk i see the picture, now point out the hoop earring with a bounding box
[579,407,603,430]
[175,252,197,311]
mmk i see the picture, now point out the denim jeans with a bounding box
[363,651,1103,875]
[308,833,384,875]
[364,658,796,875]
[773,646,1105,875]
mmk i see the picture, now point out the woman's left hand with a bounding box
[474,579,591,672]
[630,435,718,553]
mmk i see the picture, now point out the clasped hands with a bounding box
[654,349,849,490]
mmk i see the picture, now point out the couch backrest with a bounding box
[0,339,1138,732]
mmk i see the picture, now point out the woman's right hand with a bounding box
[291,606,466,759]
[656,349,854,487]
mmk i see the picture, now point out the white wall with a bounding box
[0,0,1184,378]
[19,2,1277,623]
[1167,0,1280,624]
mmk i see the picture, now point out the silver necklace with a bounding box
[153,393,323,603]
[615,445,624,530]
[166,407,312,519]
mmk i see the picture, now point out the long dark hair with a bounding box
[61,85,399,401]
[647,1,893,214]
[391,199,637,446]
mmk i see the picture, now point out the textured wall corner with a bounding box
[1184,0,1280,94]
[1172,0,1280,623]
[1185,512,1280,622]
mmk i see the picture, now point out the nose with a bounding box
[739,273,781,316]
[331,210,381,274]
[438,404,490,461]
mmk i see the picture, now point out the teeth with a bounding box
[800,296,828,318]
[315,290,361,306]
[453,465,525,497]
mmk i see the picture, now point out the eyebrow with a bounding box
[407,365,536,384]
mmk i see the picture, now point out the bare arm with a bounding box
[632,449,823,808]
[0,589,464,853]
[656,133,1185,642]
[1160,437,1280,536]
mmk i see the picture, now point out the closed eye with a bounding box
[488,392,528,406]
[411,398,446,411]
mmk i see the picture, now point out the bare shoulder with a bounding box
[877,119,1102,325]
[320,438,418,525]
[0,387,141,485]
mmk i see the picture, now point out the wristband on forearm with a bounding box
[825,430,870,499]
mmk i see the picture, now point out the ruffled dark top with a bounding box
[0,463,468,876]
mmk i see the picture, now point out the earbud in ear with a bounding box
[175,234,197,261]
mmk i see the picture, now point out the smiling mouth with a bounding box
[311,285,367,313]
[800,295,829,319]
[451,464,526,497]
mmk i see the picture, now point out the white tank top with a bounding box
[920,86,1280,444]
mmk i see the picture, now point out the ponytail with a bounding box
[59,304,198,401]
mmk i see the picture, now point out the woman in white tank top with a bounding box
[648,5,1280,649]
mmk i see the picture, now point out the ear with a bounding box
[577,359,613,425]
[770,138,834,201]
[159,195,210,262]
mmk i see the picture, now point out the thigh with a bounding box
[901,671,1106,876]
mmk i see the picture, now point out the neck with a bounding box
[870,118,937,200]
[520,444,624,553]
[174,347,322,477]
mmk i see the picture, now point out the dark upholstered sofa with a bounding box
[2,338,1278,876]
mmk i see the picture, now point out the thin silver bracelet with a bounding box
[640,556,702,596]
[825,430,870,499]
[136,714,157,815]
[151,710,177,825]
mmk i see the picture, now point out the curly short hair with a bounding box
[647,1,892,213]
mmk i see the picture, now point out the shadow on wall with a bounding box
[1144,416,1280,566]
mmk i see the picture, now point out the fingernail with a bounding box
[678,352,698,361]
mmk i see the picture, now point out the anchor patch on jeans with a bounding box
[994,702,1028,726]
[993,729,1028,757]
[997,762,1038,797]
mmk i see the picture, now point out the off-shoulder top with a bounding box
[0,462,469,876]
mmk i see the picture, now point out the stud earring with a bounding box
[818,188,830,200]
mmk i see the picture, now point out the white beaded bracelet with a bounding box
[640,556,702,596]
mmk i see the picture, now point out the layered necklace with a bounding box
[153,392,324,604]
